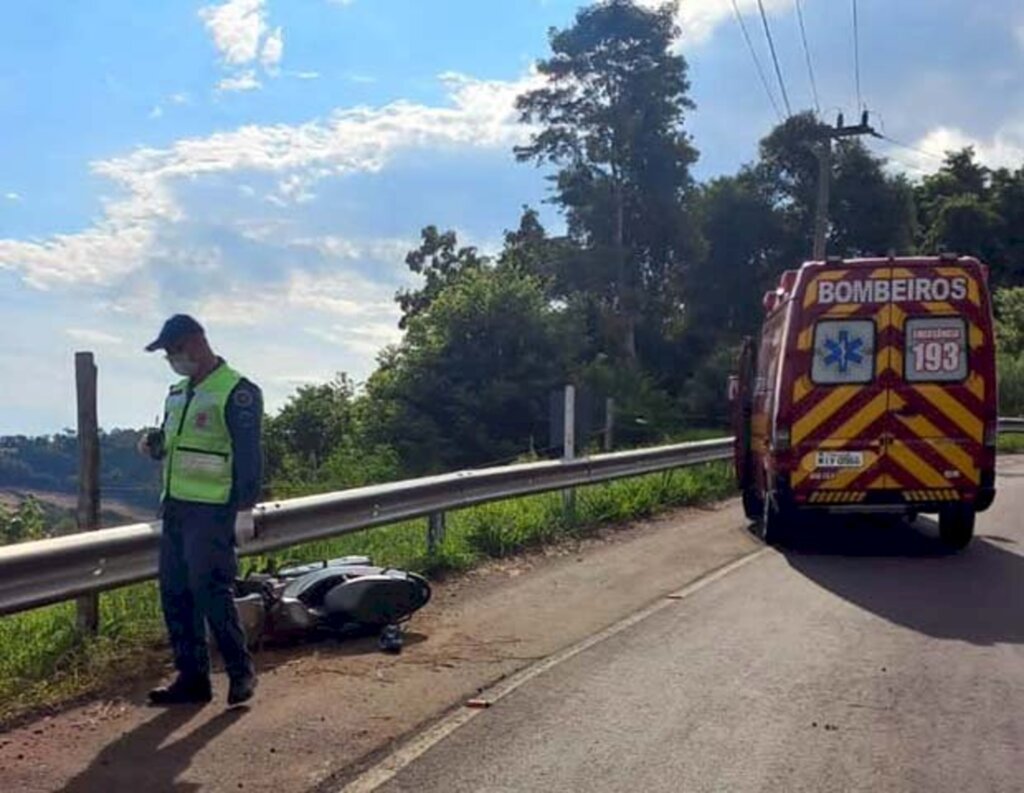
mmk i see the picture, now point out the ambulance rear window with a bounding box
[811,319,876,385]
[905,317,968,382]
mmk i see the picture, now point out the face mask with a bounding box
[167,353,199,377]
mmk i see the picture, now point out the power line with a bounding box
[852,0,862,110]
[756,0,793,117]
[794,0,820,114]
[874,132,947,163]
[729,0,783,122]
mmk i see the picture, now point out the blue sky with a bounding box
[2,0,1023,435]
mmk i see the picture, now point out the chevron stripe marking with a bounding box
[887,443,949,488]
[911,385,984,443]
[792,385,861,445]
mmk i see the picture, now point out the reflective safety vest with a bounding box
[162,363,242,504]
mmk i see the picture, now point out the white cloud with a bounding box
[1015,23,1024,51]
[901,121,1024,174]
[148,105,164,119]
[292,70,321,80]
[169,92,190,105]
[5,192,20,202]
[66,328,124,346]
[261,26,284,71]
[635,0,795,45]
[0,71,539,289]
[199,0,284,90]
[199,0,267,65]
[217,70,262,92]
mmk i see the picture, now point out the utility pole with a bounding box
[812,111,877,260]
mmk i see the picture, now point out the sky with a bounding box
[1,0,1023,435]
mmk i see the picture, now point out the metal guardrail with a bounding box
[999,417,1024,434]
[0,438,733,617]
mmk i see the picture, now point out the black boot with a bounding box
[148,675,212,706]
[227,672,257,706]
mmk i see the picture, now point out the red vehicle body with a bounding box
[731,255,998,548]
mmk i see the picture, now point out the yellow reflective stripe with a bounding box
[934,268,982,307]
[825,304,862,317]
[966,373,985,401]
[798,327,814,351]
[969,323,985,349]
[912,385,984,443]
[793,386,861,444]
[804,270,849,308]
[793,375,813,404]
[894,415,979,483]
[831,391,889,442]
[888,443,949,488]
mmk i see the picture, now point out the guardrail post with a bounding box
[604,397,614,452]
[75,352,101,635]
[427,511,446,556]
[563,384,576,522]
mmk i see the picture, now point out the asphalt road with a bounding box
[369,457,1024,793]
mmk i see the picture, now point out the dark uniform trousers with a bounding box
[159,499,253,682]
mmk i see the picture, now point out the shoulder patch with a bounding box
[233,387,255,408]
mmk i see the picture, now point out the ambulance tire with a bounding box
[760,495,791,547]
[938,506,975,551]
[742,489,764,522]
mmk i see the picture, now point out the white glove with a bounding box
[234,509,256,546]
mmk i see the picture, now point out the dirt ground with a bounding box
[0,500,757,793]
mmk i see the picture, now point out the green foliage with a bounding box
[0,463,733,725]
[365,260,572,474]
[0,430,161,510]
[995,287,1024,358]
[0,498,47,545]
[515,0,700,362]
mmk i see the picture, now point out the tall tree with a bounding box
[396,225,485,329]
[755,112,916,260]
[515,0,699,362]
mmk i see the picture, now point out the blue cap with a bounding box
[145,314,205,352]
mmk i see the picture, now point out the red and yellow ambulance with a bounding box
[731,255,998,549]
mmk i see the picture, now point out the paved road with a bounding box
[370,457,1024,793]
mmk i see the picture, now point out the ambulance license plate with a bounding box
[816,451,863,469]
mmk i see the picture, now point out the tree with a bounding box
[265,375,355,473]
[396,226,485,329]
[515,0,700,362]
[755,112,916,260]
[365,265,572,474]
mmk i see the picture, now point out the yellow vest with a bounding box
[162,363,242,504]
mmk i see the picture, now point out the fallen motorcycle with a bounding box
[233,556,431,653]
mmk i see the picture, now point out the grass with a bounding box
[998,433,1024,454]
[0,461,734,727]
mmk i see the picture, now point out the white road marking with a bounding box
[337,547,769,793]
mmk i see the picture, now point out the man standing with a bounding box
[140,314,262,707]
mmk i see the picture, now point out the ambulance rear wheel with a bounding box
[939,506,975,551]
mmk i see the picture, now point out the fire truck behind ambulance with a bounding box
[731,256,998,549]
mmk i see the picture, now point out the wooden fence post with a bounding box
[75,352,101,634]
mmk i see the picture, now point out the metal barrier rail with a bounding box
[0,438,733,617]
[1000,417,1024,434]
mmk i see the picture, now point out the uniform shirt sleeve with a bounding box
[225,379,264,509]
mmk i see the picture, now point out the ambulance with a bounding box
[731,255,998,549]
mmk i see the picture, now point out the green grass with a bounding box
[998,433,1024,454]
[0,462,734,726]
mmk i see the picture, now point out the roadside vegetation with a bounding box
[2,0,1024,726]
[0,461,732,726]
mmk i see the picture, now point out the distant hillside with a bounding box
[0,430,161,512]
